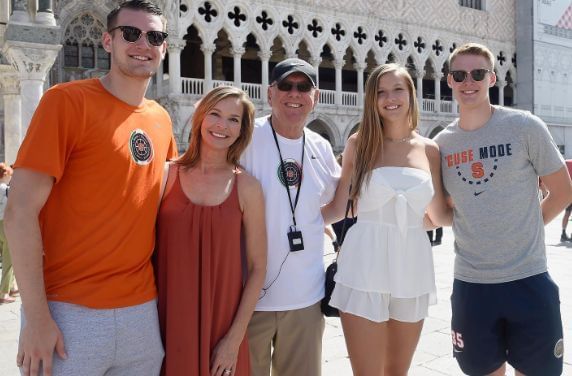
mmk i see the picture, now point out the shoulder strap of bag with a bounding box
[335,184,354,259]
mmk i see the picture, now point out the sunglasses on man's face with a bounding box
[449,69,492,83]
[275,80,315,93]
[109,26,168,47]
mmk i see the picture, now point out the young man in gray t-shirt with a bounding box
[435,43,572,376]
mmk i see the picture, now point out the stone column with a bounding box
[416,69,424,109]
[232,47,245,88]
[497,79,506,106]
[36,0,56,25]
[311,57,322,86]
[434,72,443,113]
[155,60,163,97]
[201,43,216,92]
[334,58,344,106]
[0,0,9,23]
[355,62,366,107]
[512,82,518,106]
[3,41,61,134]
[10,0,29,22]
[258,50,272,104]
[167,38,185,95]
[0,70,22,164]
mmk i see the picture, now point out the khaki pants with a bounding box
[248,302,324,376]
[0,220,14,295]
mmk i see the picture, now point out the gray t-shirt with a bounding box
[435,106,564,283]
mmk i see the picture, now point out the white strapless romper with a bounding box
[330,167,437,322]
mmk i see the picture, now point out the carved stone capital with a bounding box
[354,61,367,71]
[334,59,345,70]
[496,80,507,88]
[257,50,272,61]
[3,41,61,80]
[310,57,322,67]
[167,38,186,53]
[432,72,444,81]
[0,65,20,95]
[157,96,183,135]
[201,43,217,55]
[232,47,246,57]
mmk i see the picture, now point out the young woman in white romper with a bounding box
[322,64,451,375]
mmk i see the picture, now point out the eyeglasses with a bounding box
[274,81,315,93]
[449,69,492,83]
[108,26,168,47]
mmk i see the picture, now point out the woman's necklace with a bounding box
[384,134,413,143]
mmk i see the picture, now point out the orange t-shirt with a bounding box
[14,78,177,308]
[565,160,572,178]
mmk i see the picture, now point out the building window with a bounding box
[97,46,110,70]
[64,43,79,67]
[81,43,95,68]
[459,0,484,10]
[62,14,109,76]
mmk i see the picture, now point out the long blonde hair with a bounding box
[176,86,255,169]
[350,63,419,199]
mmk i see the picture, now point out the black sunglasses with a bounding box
[275,81,315,93]
[449,69,492,83]
[109,26,168,47]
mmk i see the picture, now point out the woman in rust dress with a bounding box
[155,86,267,376]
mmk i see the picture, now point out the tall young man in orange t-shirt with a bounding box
[4,1,177,375]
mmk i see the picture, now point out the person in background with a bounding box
[0,163,17,304]
[154,86,267,376]
[4,1,177,375]
[560,159,572,241]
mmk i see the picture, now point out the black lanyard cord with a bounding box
[269,118,305,227]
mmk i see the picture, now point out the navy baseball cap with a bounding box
[270,58,317,87]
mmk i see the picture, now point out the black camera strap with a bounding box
[269,118,305,228]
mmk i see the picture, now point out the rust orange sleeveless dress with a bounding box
[155,166,250,376]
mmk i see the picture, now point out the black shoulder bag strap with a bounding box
[335,185,355,260]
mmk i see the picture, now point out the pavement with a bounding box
[1,214,571,375]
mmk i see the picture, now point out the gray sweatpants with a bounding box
[21,299,164,376]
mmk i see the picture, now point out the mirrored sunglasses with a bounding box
[449,69,492,83]
[275,81,315,93]
[109,25,168,47]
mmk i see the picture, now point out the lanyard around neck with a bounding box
[269,118,305,227]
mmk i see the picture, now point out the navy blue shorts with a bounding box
[451,272,563,376]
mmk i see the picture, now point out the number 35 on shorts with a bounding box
[451,330,464,349]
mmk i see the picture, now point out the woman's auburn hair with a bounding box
[176,85,255,169]
[350,63,419,199]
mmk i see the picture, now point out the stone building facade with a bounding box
[517,0,572,156]
[0,0,533,161]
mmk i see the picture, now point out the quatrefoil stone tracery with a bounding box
[353,26,366,45]
[282,15,299,35]
[256,11,273,31]
[308,19,323,38]
[375,30,387,47]
[198,1,217,23]
[331,23,345,41]
[228,6,246,27]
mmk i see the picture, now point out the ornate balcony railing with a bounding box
[179,77,458,114]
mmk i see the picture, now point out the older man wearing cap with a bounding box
[240,58,340,375]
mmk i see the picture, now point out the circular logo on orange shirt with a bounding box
[129,129,154,165]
